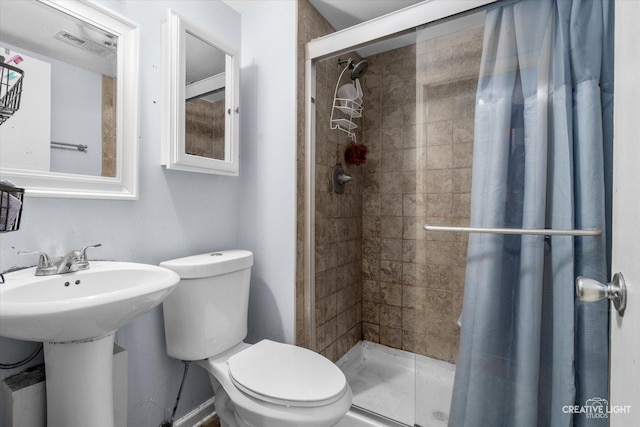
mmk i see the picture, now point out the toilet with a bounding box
[160,250,352,427]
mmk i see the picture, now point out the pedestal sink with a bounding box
[0,261,180,427]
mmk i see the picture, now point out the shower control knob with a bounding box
[576,272,627,317]
[331,163,356,194]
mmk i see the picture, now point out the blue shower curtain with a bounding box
[449,1,613,426]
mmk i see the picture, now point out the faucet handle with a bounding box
[78,243,102,261]
[18,250,54,268]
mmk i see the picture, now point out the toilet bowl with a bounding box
[160,250,352,427]
[199,341,352,427]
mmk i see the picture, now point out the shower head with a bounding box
[338,58,368,80]
[350,60,368,80]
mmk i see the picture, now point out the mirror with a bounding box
[162,9,239,176]
[0,0,139,199]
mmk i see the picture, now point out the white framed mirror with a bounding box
[0,0,140,199]
[161,9,240,176]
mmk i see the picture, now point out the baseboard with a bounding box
[173,397,216,427]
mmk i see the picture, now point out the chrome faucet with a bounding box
[19,244,102,276]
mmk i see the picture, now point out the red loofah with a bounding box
[344,142,368,165]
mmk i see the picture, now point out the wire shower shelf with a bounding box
[0,183,24,233]
[330,61,363,141]
[0,62,24,126]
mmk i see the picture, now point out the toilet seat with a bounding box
[198,341,353,427]
[227,340,347,408]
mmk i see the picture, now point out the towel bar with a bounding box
[50,141,88,152]
[423,225,601,237]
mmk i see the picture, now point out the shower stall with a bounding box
[305,6,483,424]
[302,0,613,426]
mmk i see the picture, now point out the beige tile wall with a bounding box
[296,0,337,350]
[297,0,364,361]
[359,26,483,363]
[185,98,225,160]
[313,54,363,362]
[101,75,116,177]
[296,0,484,364]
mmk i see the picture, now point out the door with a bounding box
[610,1,640,425]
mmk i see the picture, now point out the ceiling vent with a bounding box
[53,30,114,57]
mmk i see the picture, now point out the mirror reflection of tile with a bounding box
[185,97,225,161]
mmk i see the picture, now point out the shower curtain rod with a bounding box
[424,225,601,236]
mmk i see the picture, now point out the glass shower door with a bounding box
[409,12,485,427]
[324,8,487,426]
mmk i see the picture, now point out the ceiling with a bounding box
[0,0,117,77]
[222,0,422,30]
[307,0,423,31]
[222,0,483,58]
[222,0,427,58]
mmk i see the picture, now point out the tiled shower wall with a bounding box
[359,26,484,363]
[296,0,332,350]
[102,75,116,177]
[185,98,225,160]
[296,0,363,360]
[297,0,484,364]
[313,53,363,361]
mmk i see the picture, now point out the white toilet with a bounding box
[161,250,352,427]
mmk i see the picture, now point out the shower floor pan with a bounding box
[336,341,455,427]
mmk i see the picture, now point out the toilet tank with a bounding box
[160,250,253,361]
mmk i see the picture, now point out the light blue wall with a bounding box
[239,0,298,346]
[0,1,297,425]
[49,59,102,176]
[0,42,104,176]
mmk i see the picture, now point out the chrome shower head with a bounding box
[350,60,368,80]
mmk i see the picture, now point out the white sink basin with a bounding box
[0,261,179,342]
[0,260,180,427]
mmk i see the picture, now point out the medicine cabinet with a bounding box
[161,9,240,176]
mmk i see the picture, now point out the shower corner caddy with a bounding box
[330,96,362,141]
[330,63,363,141]
[0,62,25,126]
[0,182,25,233]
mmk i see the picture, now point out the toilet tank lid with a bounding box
[160,250,253,279]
